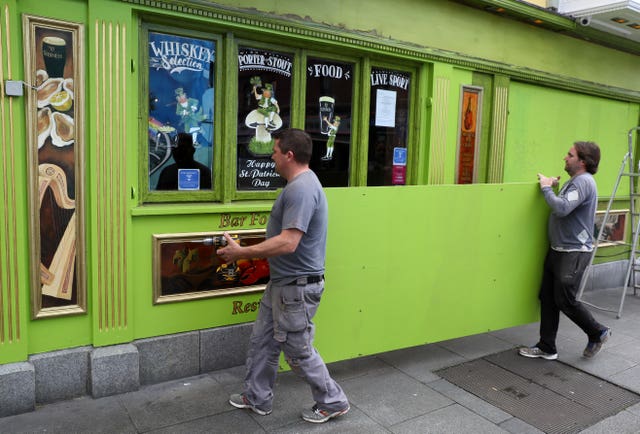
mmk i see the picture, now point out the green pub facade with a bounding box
[0,0,639,415]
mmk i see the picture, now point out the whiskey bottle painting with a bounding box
[457,87,482,184]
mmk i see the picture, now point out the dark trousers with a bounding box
[537,249,605,354]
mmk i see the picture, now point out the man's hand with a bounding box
[216,232,243,263]
[537,173,560,189]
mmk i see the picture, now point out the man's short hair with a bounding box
[574,141,601,175]
[272,128,313,164]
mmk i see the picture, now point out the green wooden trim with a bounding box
[356,57,371,186]
[131,201,274,216]
[211,30,224,199]
[415,64,431,185]
[290,47,304,128]
[407,64,421,186]
[221,31,235,203]
[120,0,640,103]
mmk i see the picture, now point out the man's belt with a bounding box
[287,275,324,286]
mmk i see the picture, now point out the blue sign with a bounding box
[178,169,201,190]
[393,147,407,166]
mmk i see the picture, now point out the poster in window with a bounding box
[237,48,293,190]
[147,32,215,191]
[368,68,411,186]
[306,59,353,187]
[456,86,482,184]
[23,15,86,317]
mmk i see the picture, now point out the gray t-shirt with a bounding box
[266,170,327,281]
[542,172,597,252]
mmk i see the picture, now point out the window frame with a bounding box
[137,21,421,205]
[230,39,300,201]
[139,22,223,203]
[301,50,362,188]
[365,60,418,186]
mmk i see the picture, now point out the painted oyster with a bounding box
[62,78,74,100]
[50,111,74,147]
[36,77,63,109]
[37,107,52,149]
[35,69,49,87]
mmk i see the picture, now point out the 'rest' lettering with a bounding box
[232,300,259,315]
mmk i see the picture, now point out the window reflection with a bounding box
[367,68,410,186]
[236,48,293,191]
[147,32,215,191]
[306,58,354,187]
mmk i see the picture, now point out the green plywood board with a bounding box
[127,183,546,363]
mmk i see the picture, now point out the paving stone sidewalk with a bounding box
[2,287,640,433]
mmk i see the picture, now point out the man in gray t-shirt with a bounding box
[519,141,610,361]
[217,128,349,424]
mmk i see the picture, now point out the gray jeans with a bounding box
[243,278,349,412]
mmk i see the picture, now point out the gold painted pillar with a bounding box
[0,0,29,364]
[487,75,510,183]
[91,16,131,345]
[428,64,453,185]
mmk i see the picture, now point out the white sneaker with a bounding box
[229,393,272,416]
[301,404,350,423]
[518,346,558,360]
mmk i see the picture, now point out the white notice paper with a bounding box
[375,89,397,128]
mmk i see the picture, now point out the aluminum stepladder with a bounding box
[577,126,640,318]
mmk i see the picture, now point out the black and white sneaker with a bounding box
[518,346,558,360]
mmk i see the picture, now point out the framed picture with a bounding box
[595,209,628,247]
[23,15,86,318]
[153,230,269,304]
[456,85,482,184]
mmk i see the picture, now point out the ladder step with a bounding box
[622,172,640,177]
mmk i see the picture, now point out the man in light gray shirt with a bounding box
[217,128,349,424]
[520,141,610,360]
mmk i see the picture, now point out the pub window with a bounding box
[305,57,354,187]
[139,24,419,202]
[143,29,217,200]
[367,67,411,186]
[236,47,293,191]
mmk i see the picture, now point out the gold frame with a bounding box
[23,15,86,318]
[153,230,268,304]
[595,209,629,247]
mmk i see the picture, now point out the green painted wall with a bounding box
[0,0,29,364]
[210,0,640,92]
[0,0,638,365]
[504,82,640,198]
